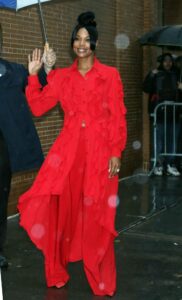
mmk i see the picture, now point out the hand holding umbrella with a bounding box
[42,45,56,73]
[178,82,182,90]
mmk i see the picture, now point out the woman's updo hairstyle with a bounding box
[71,11,98,51]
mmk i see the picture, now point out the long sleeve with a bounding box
[108,69,127,158]
[38,67,48,86]
[25,70,59,117]
[17,64,48,90]
[143,71,156,94]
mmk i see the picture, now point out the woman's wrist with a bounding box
[44,65,52,74]
[29,72,38,76]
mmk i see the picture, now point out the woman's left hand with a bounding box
[108,157,121,178]
[178,82,182,90]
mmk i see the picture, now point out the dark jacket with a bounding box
[143,69,179,120]
[176,69,182,103]
[0,58,46,173]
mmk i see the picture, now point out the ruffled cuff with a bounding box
[28,75,42,87]
[110,146,122,158]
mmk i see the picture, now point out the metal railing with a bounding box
[149,101,182,175]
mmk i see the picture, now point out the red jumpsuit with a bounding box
[18,57,127,296]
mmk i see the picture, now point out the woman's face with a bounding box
[163,56,173,71]
[73,28,93,58]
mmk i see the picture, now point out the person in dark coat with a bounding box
[0,24,56,267]
[143,53,181,176]
[175,56,182,171]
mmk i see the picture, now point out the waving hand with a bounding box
[28,48,42,75]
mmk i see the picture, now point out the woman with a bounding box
[143,53,181,176]
[18,12,127,296]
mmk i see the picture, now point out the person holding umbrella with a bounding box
[0,23,56,268]
[18,11,127,296]
[143,53,181,176]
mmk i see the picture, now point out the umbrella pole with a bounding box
[38,0,48,45]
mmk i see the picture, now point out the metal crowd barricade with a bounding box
[149,101,182,175]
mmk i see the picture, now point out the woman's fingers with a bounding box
[108,157,121,178]
[112,164,119,177]
[28,54,31,64]
[28,49,42,63]
[108,159,112,177]
[32,48,42,62]
[32,49,37,61]
[28,48,43,75]
[109,159,116,178]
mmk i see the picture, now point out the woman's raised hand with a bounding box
[178,82,182,90]
[28,48,42,75]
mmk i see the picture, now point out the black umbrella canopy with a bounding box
[140,25,182,48]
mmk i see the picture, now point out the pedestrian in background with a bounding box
[175,55,182,171]
[143,53,181,176]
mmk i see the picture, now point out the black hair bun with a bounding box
[77,11,97,27]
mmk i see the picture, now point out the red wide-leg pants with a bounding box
[45,128,117,296]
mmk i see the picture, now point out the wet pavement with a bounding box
[1,175,182,300]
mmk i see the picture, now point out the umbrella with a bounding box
[0,0,51,43]
[139,25,182,48]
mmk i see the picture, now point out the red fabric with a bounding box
[18,57,127,296]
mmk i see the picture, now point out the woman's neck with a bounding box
[77,55,95,75]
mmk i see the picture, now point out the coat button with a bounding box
[69,110,74,116]
[81,120,86,127]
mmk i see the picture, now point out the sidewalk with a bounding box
[2,175,182,300]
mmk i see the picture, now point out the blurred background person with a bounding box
[175,55,182,171]
[143,53,181,176]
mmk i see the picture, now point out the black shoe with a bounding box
[0,254,8,268]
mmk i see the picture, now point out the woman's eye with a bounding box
[86,39,90,42]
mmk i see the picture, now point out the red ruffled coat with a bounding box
[18,57,127,295]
